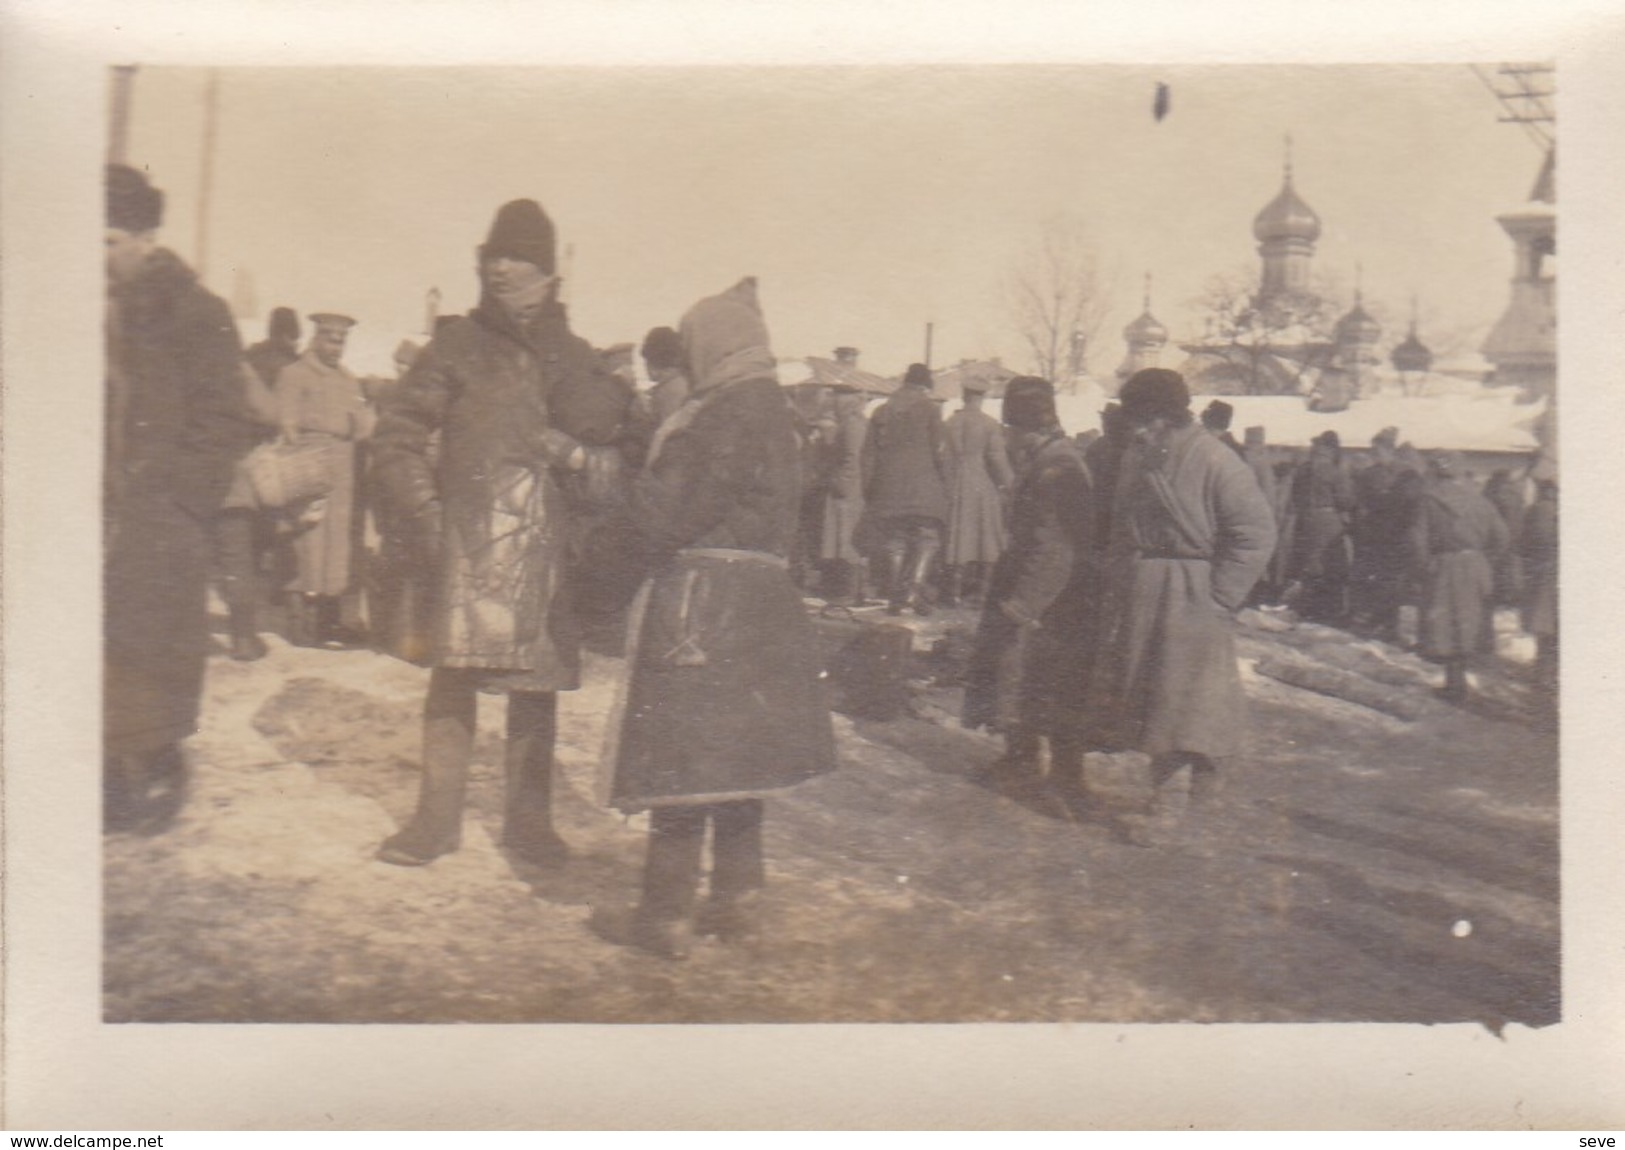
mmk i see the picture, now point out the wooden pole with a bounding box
[924,321,934,368]
[195,70,221,283]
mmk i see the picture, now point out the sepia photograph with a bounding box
[96,60,1560,1027]
[5,0,1625,1132]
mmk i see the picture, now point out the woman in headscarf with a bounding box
[583,278,837,959]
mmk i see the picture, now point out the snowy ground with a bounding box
[104,599,1558,1027]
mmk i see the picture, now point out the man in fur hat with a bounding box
[370,198,633,868]
[963,376,1098,815]
[103,164,260,832]
[861,362,951,615]
[1086,368,1276,833]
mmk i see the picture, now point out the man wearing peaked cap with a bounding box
[1086,368,1277,842]
[369,196,633,868]
[274,306,373,648]
[103,163,260,833]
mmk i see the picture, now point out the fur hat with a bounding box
[640,326,684,371]
[268,306,300,342]
[1313,429,1341,450]
[1119,368,1190,422]
[903,363,934,388]
[1002,375,1057,431]
[1371,426,1399,450]
[106,164,164,232]
[480,199,556,273]
[1201,399,1235,432]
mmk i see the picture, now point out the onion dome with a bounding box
[1124,309,1168,345]
[1334,297,1382,345]
[1391,324,1433,373]
[1253,145,1322,244]
[1123,273,1168,346]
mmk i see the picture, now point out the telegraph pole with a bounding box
[108,65,138,164]
[195,70,221,283]
[923,321,934,367]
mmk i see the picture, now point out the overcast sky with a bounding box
[124,64,1547,377]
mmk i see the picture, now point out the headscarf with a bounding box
[645,278,779,466]
[678,277,777,394]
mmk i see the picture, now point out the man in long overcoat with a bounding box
[1410,451,1510,703]
[1283,429,1356,622]
[1087,369,1277,815]
[276,312,375,646]
[370,197,633,868]
[818,383,870,604]
[104,164,260,832]
[862,362,951,614]
[941,382,1014,606]
[963,376,1098,815]
[584,278,837,959]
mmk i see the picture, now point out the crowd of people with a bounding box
[103,163,1558,959]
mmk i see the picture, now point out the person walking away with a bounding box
[862,362,951,615]
[370,198,632,869]
[1086,369,1277,829]
[245,306,301,389]
[962,376,1098,817]
[104,164,261,832]
[1410,451,1510,704]
[275,312,376,646]
[580,278,836,959]
[941,382,1014,606]
[639,325,691,426]
[1519,478,1558,697]
[1283,430,1356,622]
[818,383,871,605]
[1199,400,1247,459]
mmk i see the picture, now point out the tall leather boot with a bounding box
[940,564,962,608]
[377,669,475,865]
[228,602,268,662]
[879,535,908,615]
[316,595,344,648]
[286,592,318,648]
[501,690,570,869]
[699,799,766,941]
[1441,657,1469,704]
[904,531,942,616]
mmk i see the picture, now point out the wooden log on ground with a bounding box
[1254,656,1433,721]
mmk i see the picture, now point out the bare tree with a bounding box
[1187,264,1344,396]
[1004,216,1116,391]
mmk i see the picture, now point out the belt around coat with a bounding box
[677,546,790,570]
[1134,549,1211,562]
